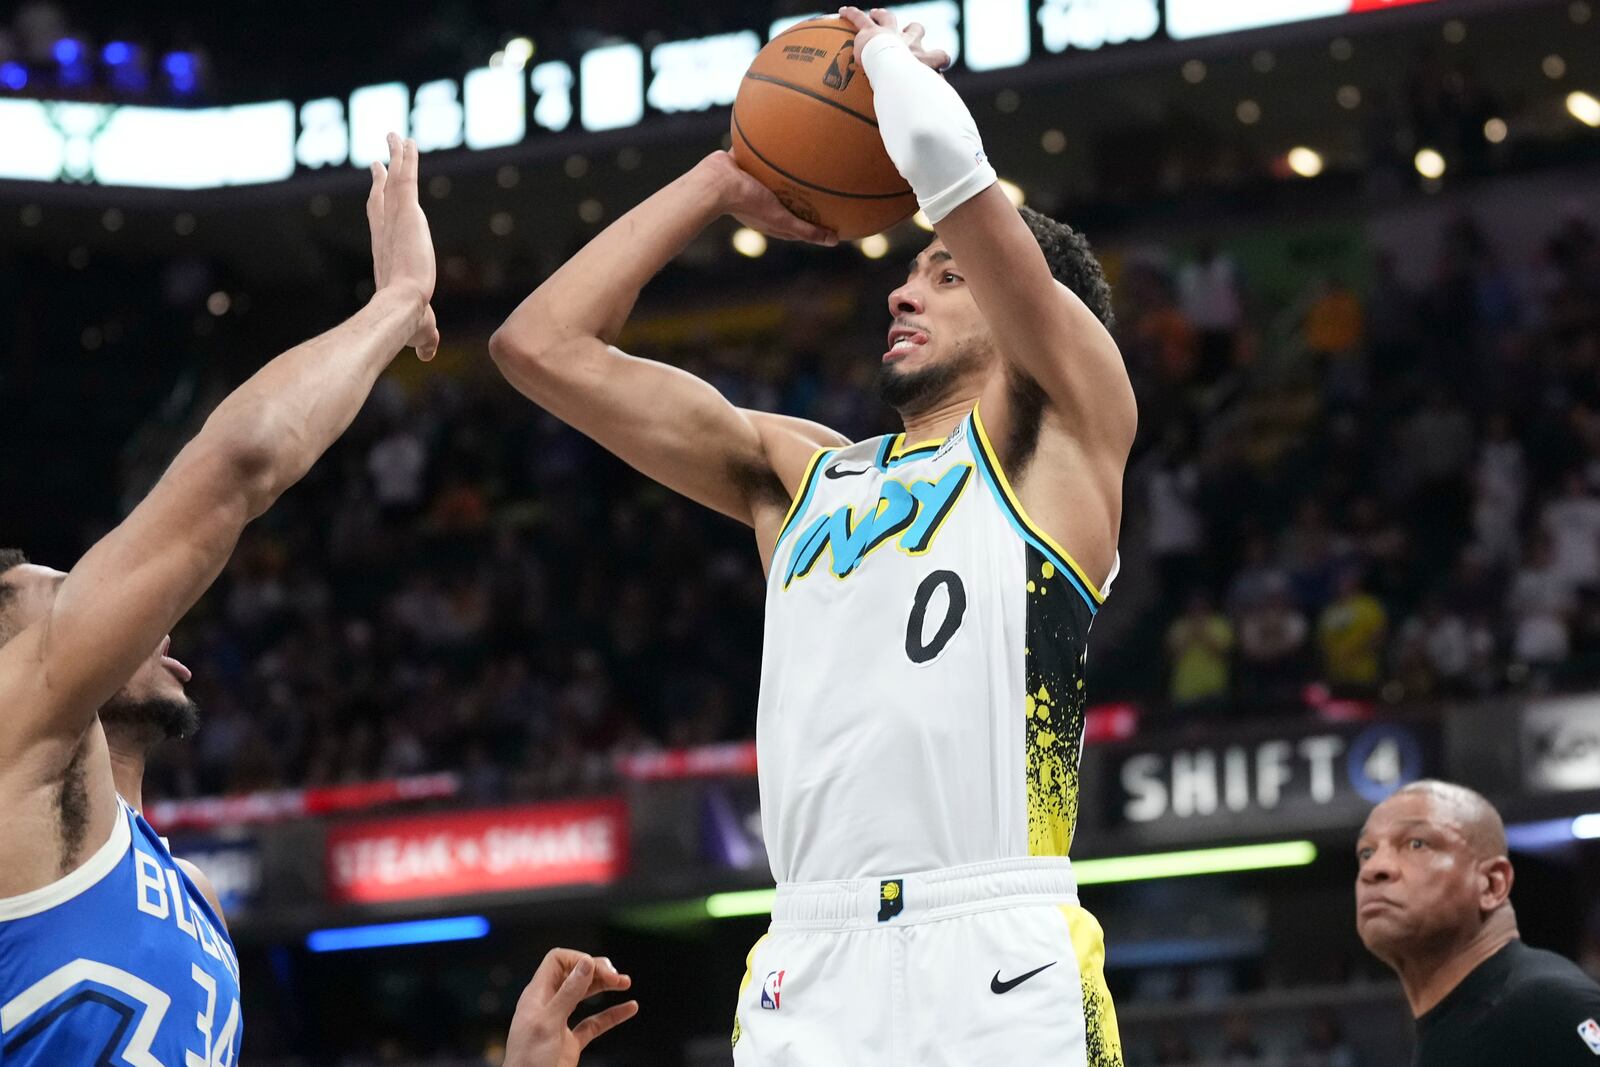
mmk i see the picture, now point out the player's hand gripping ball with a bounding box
[729,16,922,241]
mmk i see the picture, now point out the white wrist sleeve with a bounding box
[860,33,997,224]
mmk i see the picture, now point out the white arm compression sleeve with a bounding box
[860,33,997,224]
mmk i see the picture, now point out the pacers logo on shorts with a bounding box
[760,969,785,1010]
[878,878,905,923]
[1578,1018,1600,1055]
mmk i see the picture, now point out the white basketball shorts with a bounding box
[731,858,1123,1066]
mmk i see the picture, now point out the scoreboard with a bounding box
[0,0,1442,190]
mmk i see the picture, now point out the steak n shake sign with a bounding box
[326,797,628,904]
[1107,722,1429,844]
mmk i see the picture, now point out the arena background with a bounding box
[3,0,1600,1063]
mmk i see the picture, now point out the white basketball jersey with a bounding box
[757,408,1117,883]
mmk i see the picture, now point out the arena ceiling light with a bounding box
[731,227,767,258]
[504,38,535,71]
[306,915,490,952]
[997,178,1026,207]
[912,211,934,232]
[1414,147,1447,179]
[1286,147,1324,178]
[1572,813,1600,839]
[858,234,891,260]
[1568,91,1600,128]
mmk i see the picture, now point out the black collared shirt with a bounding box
[1413,940,1600,1065]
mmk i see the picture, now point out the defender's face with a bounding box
[2,564,192,706]
[882,240,994,382]
[1353,792,1483,957]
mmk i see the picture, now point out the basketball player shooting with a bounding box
[0,133,438,1065]
[489,7,1135,1062]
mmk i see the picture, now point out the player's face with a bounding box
[4,564,193,710]
[1353,792,1485,958]
[880,241,995,409]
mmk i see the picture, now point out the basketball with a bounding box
[730,18,918,241]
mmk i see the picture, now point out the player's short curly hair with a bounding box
[1019,205,1115,331]
[0,548,30,646]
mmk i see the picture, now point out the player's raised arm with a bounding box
[488,154,846,547]
[0,134,437,754]
[840,6,1137,465]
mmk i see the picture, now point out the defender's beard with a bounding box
[100,693,201,743]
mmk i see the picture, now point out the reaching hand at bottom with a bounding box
[503,948,638,1067]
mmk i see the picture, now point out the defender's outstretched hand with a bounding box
[503,949,638,1067]
[367,133,440,360]
[696,151,838,246]
[837,6,952,73]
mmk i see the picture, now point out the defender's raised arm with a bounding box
[0,134,437,855]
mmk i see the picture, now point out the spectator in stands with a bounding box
[367,415,428,517]
[1147,423,1206,597]
[1393,388,1475,566]
[1226,533,1285,619]
[1356,781,1600,1065]
[1303,275,1366,408]
[1365,251,1423,396]
[1509,533,1576,687]
[1541,471,1600,592]
[1281,501,1352,613]
[1166,590,1234,713]
[1125,264,1199,421]
[1472,413,1526,565]
[1177,240,1243,385]
[1394,595,1472,699]
[1345,496,1411,607]
[1318,569,1388,697]
[1236,576,1309,713]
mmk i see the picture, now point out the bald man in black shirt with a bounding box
[1356,780,1600,1065]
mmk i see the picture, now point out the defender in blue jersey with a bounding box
[0,133,440,1066]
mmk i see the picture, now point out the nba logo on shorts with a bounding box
[1578,1018,1600,1055]
[761,970,785,1010]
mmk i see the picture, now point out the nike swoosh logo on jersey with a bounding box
[824,465,873,479]
[990,962,1055,994]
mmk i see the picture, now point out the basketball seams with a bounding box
[731,112,915,201]
[741,71,879,129]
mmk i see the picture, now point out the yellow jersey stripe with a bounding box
[731,932,769,1049]
[773,448,835,552]
[1059,905,1124,1066]
[969,406,1105,604]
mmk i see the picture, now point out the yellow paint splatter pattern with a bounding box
[1025,546,1093,857]
[1061,905,1125,1066]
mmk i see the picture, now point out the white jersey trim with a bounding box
[0,801,131,921]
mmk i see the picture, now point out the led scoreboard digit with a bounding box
[0,0,1441,189]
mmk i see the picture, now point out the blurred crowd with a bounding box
[120,196,1600,800]
[2,179,1597,803]
[1140,208,1600,719]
